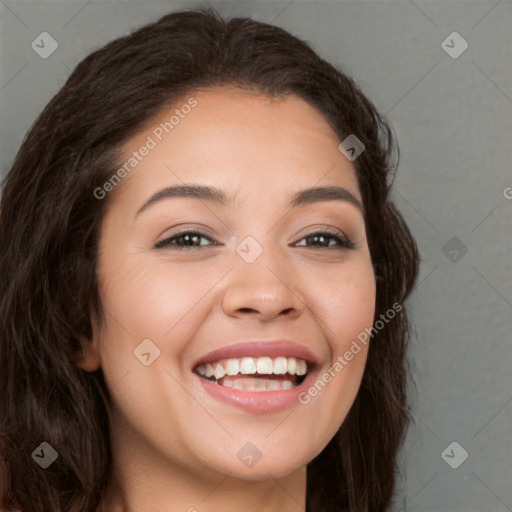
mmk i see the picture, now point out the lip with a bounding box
[197,369,319,414]
[193,340,322,414]
[192,340,321,368]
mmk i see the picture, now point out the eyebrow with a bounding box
[135,184,362,218]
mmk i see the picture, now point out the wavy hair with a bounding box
[0,7,419,511]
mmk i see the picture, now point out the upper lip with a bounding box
[192,340,321,370]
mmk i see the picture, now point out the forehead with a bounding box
[111,87,360,211]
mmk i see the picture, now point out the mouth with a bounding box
[195,356,309,391]
[191,340,320,413]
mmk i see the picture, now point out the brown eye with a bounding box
[294,231,355,250]
[155,231,220,250]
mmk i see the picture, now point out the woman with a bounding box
[0,7,419,512]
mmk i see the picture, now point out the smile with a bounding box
[192,340,321,413]
[195,356,308,391]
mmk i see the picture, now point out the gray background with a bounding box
[1,1,511,510]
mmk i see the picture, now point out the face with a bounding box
[81,87,376,484]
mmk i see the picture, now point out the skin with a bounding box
[79,87,376,512]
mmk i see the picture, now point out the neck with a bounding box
[100,465,307,512]
[99,435,307,512]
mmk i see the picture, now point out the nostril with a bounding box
[238,307,255,313]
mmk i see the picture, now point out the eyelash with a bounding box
[154,230,355,251]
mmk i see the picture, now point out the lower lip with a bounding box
[197,371,317,414]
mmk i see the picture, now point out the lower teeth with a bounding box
[218,376,295,391]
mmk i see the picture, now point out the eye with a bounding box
[293,230,355,250]
[155,229,355,251]
[155,230,220,250]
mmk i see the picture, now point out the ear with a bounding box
[76,321,102,371]
[76,336,101,371]
[76,337,101,371]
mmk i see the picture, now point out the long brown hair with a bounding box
[0,7,419,511]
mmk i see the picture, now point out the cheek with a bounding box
[96,256,224,380]
[95,259,173,383]
[99,256,194,332]
[313,257,376,352]
[293,259,375,457]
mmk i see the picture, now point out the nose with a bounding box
[221,243,305,323]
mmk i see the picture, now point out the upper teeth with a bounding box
[196,356,307,380]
